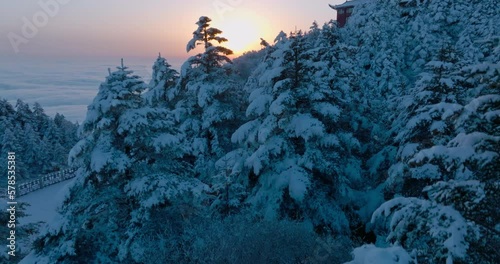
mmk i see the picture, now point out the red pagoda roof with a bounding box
[329,0,368,9]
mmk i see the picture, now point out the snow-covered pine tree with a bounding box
[146,54,179,105]
[1,125,29,181]
[43,122,67,170]
[0,100,16,169]
[32,102,50,135]
[386,44,463,197]
[20,123,41,172]
[231,49,267,81]
[116,99,208,263]
[167,16,246,207]
[0,99,16,124]
[53,113,79,150]
[274,30,287,44]
[365,1,500,263]
[399,63,500,264]
[14,99,33,128]
[1,126,23,179]
[31,59,207,263]
[185,16,233,75]
[31,60,148,263]
[226,29,361,233]
[68,59,147,183]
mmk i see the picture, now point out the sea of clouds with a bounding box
[0,56,183,123]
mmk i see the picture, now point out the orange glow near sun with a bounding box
[213,12,270,56]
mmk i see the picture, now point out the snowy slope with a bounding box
[18,178,75,225]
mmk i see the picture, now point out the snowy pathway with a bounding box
[18,178,75,225]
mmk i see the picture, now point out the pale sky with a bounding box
[0,0,344,60]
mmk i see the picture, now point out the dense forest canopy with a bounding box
[11,0,499,263]
[0,99,78,181]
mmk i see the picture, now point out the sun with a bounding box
[214,13,268,56]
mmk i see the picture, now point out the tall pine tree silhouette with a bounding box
[186,16,233,74]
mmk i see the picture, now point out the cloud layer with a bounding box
[0,57,183,123]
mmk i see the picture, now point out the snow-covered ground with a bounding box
[18,178,75,225]
[0,179,75,263]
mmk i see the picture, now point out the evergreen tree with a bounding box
[14,99,33,128]
[33,60,206,263]
[170,16,245,189]
[43,122,66,171]
[146,54,179,105]
[21,123,40,172]
[33,60,148,263]
[173,72,245,184]
[0,99,15,130]
[227,30,361,233]
[32,102,49,134]
[185,16,233,75]
[274,30,287,44]
[54,113,79,150]
[1,126,29,181]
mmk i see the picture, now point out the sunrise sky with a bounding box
[0,0,345,61]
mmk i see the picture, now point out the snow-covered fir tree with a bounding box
[146,54,179,105]
[31,60,148,262]
[173,17,247,211]
[185,16,233,75]
[225,29,365,234]
[31,59,208,263]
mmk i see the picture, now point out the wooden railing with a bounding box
[1,168,77,198]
